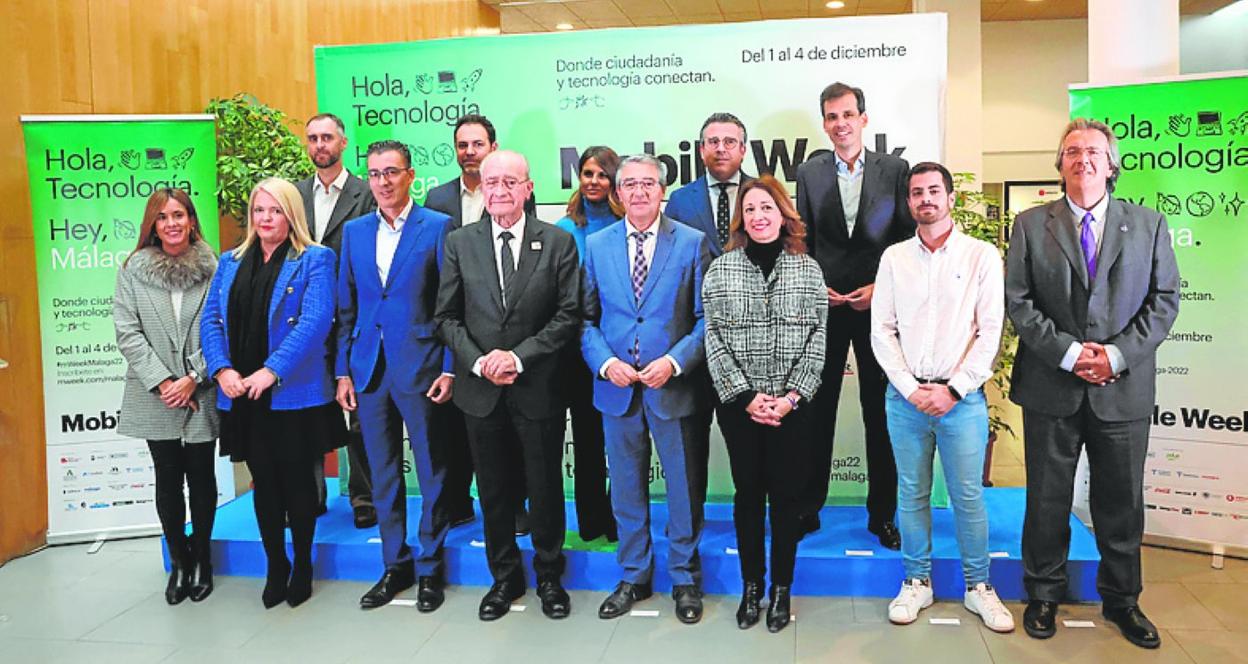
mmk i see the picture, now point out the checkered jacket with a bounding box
[702,249,827,402]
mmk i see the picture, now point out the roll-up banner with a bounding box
[21,115,234,544]
[1068,72,1248,549]
[315,14,948,503]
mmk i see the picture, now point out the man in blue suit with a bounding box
[335,140,455,613]
[582,154,712,625]
[664,112,755,512]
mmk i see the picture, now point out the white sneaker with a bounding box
[888,578,933,624]
[964,583,1016,633]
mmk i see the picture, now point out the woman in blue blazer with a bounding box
[201,177,343,609]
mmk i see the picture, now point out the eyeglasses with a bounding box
[482,177,530,190]
[1062,147,1106,160]
[619,178,660,191]
[367,167,408,181]
[703,137,741,150]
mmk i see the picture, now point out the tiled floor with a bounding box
[0,536,1243,664]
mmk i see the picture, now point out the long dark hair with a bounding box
[125,188,204,265]
[724,174,807,255]
[565,146,625,226]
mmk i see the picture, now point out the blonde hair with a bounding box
[233,177,316,259]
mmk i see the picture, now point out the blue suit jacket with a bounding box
[581,216,710,419]
[335,205,453,392]
[664,174,754,258]
[202,244,337,411]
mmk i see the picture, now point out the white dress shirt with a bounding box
[1057,195,1125,375]
[870,228,1004,400]
[835,151,865,236]
[472,215,527,377]
[704,171,742,223]
[312,168,349,243]
[375,198,412,286]
[598,216,681,378]
[170,289,184,328]
[460,180,485,227]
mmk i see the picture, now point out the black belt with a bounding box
[915,377,949,385]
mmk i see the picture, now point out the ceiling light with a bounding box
[826,1,846,8]
[556,22,574,30]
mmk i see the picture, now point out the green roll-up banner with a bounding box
[1069,73,1248,548]
[21,115,229,543]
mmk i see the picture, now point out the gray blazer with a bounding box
[703,249,828,403]
[114,242,219,442]
[1006,197,1180,421]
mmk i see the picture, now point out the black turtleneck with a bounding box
[745,238,783,279]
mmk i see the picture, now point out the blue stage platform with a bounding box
[170,486,1101,601]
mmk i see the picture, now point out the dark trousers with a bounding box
[314,410,373,509]
[245,431,319,576]
[686,369,715,507]
[1021,400,1149,610]
[559,350,613,538]
[435,400,529,518]
[147,440,217,564]
[807,305,896,525]
[717,402,811,587]
[464,398,567,584]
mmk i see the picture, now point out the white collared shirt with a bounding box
[376,198,413,286]
[312,168,349,243]
[490,215,526,302]
[835,151,865,236]
[1058,194,1125,374]
[460,180,485,227]
[870,227,1004,399]
[704,171,742,226]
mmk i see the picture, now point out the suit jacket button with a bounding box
[286,287,294,294]
[637,316,644,323]
[287,317,296,325]
[376,323,382,329]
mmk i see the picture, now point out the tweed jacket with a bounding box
[702,248,827,403]
[113,241,219,443]
[201,244,337,411]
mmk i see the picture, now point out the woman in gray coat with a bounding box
[114,187,219,605]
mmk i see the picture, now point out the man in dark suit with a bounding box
[583,155,711,625]
[1008,118,1179,649]
[296,112,378,528]
[665,112,755,512]
[336,140,455,613]
[423,114,534,531]
[796,82,913,550]
[435,150,580,621]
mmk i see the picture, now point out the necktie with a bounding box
[630,230,652,367]
[1080,212,1097,281]
[499,230,515,306]
[714,182,732,248]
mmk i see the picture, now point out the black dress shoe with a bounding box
[262,559,291,609]
[165,565,190,606]
[598,581,653,619]
[1103,605,1161,649]
[515,508,531,536]
[766,585,792,633]
[287,561,313,608]
[416,576,445,613]
[188,558,214,603]
[798,513,821,541]
[353,505,378,529]
[672,584,703,624]
[479,579,526,621]
[360,567,416,609]
[868,521,901,550]
[537,579,571,619]
[1023,600,1058,639]
[736,580,764,629]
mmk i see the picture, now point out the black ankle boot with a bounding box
[165,541,191,606]
[766,585,792,633]
[287,559,313,608]
[188,540,214,602]
[262,558,290,609]
[736,580,764,629]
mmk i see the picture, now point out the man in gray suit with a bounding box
[434,150,580,621]
[796,82,913,549]
[1007,118,1179,649]
[296,112,378,528]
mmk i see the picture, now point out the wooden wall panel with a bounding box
[0,0,498,565]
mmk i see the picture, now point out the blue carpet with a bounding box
[171,486,1100,601]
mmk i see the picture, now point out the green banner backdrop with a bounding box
[22,115,225,542]
[1069,73,1248,547]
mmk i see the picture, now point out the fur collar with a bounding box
[125,241,217,291]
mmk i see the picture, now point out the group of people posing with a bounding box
[113,80,1178,648]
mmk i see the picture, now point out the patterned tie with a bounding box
[499,230,515,306]
[714,182,732,248]
[630,230,652,367]
[1080,212,1097,281]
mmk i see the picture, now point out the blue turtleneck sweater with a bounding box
[555,199,620,264]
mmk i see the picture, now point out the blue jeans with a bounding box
[884,384,990,585]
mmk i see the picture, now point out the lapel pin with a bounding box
[1120,225,1128,232]
[531,241,542,250]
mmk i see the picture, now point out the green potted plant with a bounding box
[207,94,314,234]
[952,173,1017,486]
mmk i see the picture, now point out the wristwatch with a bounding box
[947,385,963,401]
[187,369,200,383]
[786,394,801,410]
